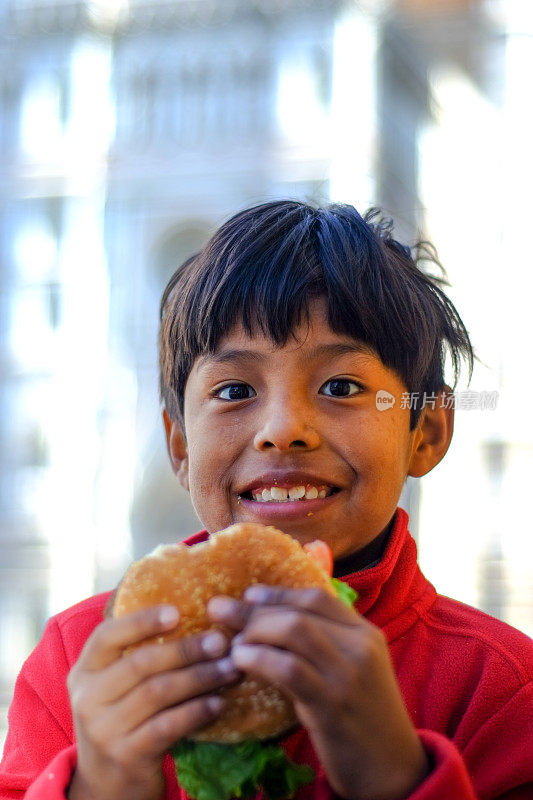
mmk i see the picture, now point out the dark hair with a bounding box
[159,200,474,430]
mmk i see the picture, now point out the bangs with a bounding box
[172,202,390,356]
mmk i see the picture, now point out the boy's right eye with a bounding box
[214,383,256,401]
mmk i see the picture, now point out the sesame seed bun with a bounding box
[111,522,336,743]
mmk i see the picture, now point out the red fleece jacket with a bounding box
[1,508,532,800]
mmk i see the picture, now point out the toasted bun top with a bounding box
[112,522,335,743]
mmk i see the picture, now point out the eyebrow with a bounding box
[197,341,376,369]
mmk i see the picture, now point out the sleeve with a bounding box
[407,730,478,800]
[0,610,183,800]
[317,731,478,800]
[359,681,533,800]
[459,681,533,800]
[324,692,533,800]
[0,618,76,800]
[18,747,78,800]
[407,702,533,800]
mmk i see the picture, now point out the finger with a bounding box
[77,606,181,670]
[92,629,230,704]
[125,695,226,760]
[207,589,360,639]
[104,656,240,732]
[231,608,343,667]
[207,587,359,632]
[207,596,253,631]
[232,608,388,689]
[243,585,360,624]
[231,643,322,708]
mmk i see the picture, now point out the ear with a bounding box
[408,387,454,478]
[162,408,189,491]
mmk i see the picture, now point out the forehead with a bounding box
[196,299,379,369]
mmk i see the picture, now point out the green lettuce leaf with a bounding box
[172,739,314,800]
[331,577,358,607]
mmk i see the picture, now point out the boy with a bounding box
[1,200,532,800]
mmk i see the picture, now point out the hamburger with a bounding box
[110,523,357,800]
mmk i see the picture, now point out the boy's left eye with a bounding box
[319,378,362,397]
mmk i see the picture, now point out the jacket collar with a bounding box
[341,508,436,641]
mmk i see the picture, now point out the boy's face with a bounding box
[169,297,431,558]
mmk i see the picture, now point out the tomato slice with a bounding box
[303,539,333,576]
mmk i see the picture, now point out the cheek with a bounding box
[185,421,240,492]
[380,414,414,482]
[354,409,412,473]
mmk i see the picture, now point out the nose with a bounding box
[253,394,321,452]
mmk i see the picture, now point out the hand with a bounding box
[208,587,428,800]
[67,605,239,800]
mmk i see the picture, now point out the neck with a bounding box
[333,518,394,577]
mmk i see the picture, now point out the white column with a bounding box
[329,7,378,207]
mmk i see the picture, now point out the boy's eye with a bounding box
[214,383,256,401]
[320,378,362,397]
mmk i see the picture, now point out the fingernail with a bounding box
[231,644,256,667]
[202,631,226,656]
[244,586,269,602]
[208,597,235,616]
[207,695,225,713]
[217,657,238,676]
[158,605,179,627]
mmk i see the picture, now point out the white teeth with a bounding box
[288,485,306,499]
[251,485,330,502]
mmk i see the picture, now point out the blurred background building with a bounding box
[1,0,532,747]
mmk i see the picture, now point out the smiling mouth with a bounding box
[239,485,341,503]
